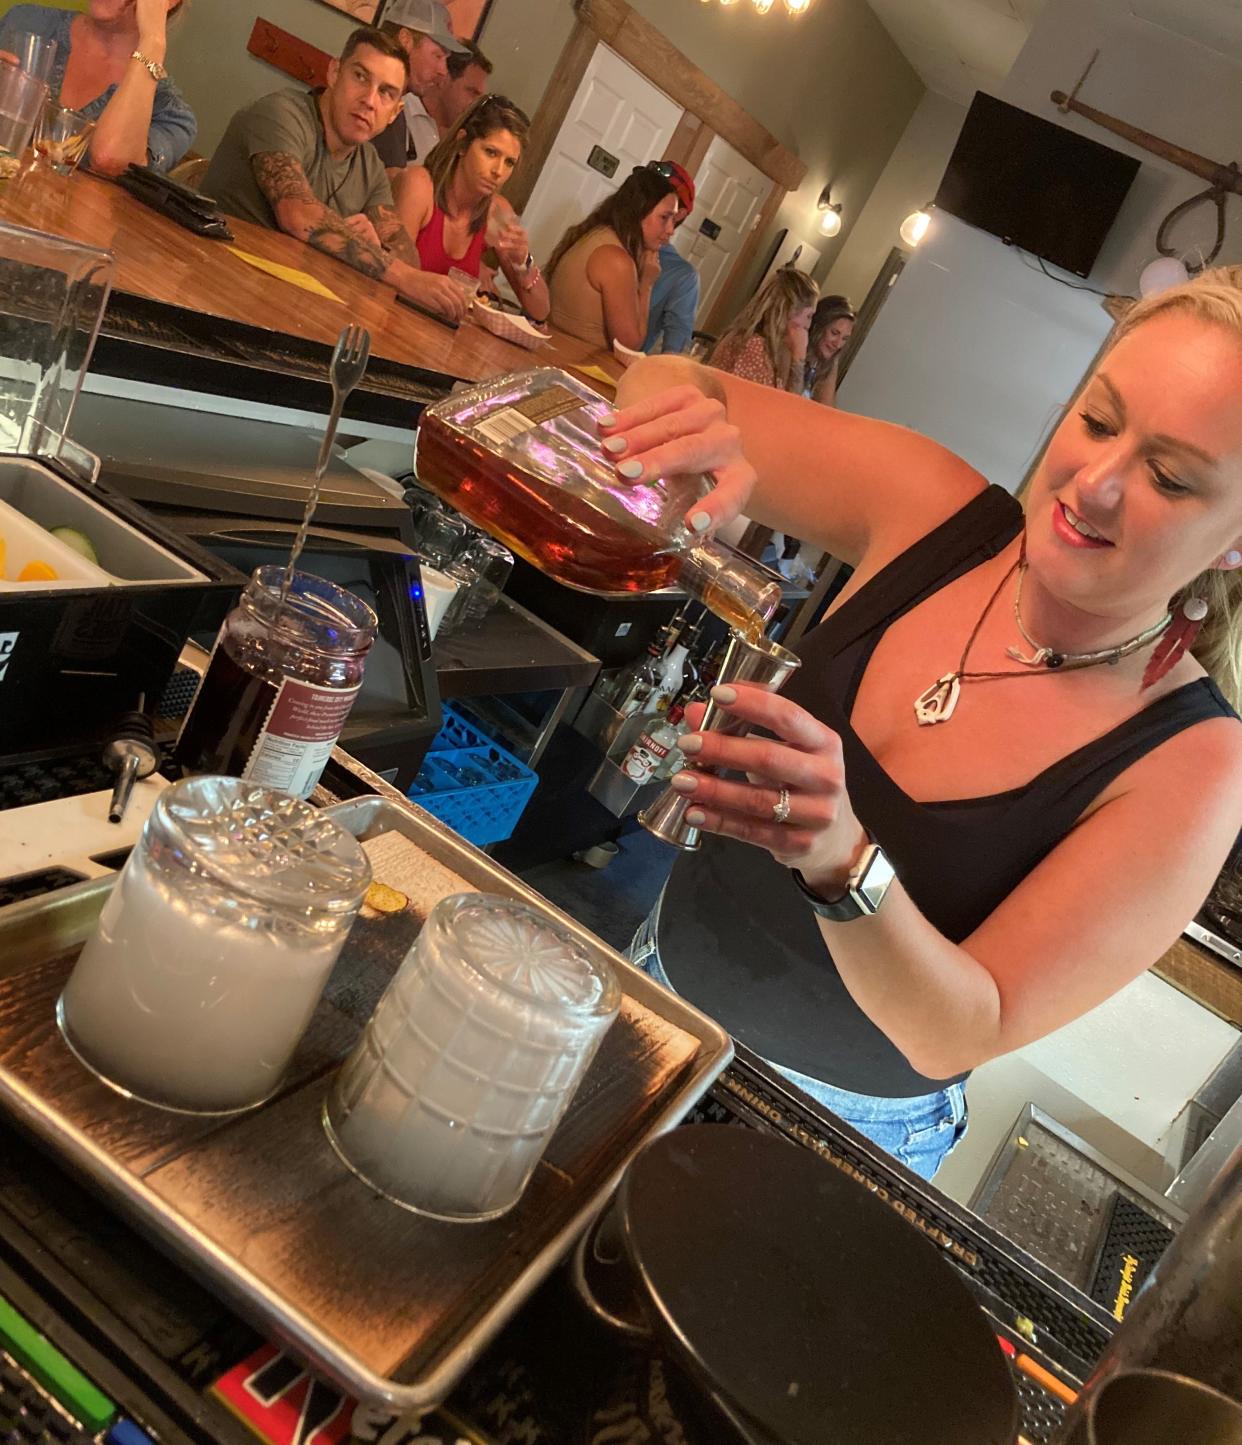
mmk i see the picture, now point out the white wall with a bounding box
[1000,0,1242,293]
[821,91,966,308]
[837,211,1113,489]
[838,0,1242,482]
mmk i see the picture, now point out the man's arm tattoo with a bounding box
[304,218,389,279]
[251,152,390,281]
[369,205,420,266]
[252,151,319,206]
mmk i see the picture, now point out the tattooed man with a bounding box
[203,26,465,320]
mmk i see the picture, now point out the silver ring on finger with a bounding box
[772,788,792,824]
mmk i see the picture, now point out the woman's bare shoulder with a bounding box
[587,239,637,283]
[859,436,992,566]
[1099,695,1242,827]
[395,164,434,215]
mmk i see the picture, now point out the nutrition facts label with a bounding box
[243,677,360,799]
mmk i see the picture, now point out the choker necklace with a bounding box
[914,561,1174,726]
[1005,562,1171,670]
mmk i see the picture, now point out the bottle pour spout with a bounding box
[677,540,782,640]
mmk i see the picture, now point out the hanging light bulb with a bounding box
[816,185,842,237]
[719,0,742,8]
[1138,255,1190,295]
[784,0,812,14]
[753,0,776,11]
[899,208,931,248]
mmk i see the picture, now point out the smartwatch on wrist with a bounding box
[791,837,896,922]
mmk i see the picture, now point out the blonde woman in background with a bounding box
[708,268,819,392]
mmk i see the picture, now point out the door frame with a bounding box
[510,0,806,331]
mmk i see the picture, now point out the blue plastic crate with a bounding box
[408,704,538,847]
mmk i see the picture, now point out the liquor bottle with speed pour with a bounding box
[413,368,781,637]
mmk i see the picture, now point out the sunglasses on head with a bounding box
[646,161,692,208]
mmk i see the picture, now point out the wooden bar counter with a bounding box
[0,167,622,392]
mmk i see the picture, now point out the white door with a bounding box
[521,46,684,267]
[673,135,771,324]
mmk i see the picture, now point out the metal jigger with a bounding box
[640,631,802,851]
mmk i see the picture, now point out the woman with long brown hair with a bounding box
[547,164,680,350]
[393,93,550,321]
[708,267,819,393]
[804,294,856,406]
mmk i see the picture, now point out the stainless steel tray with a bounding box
[0,793,732,1412]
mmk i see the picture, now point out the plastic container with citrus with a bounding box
[0,497,112,590]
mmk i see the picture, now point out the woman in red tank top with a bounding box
[393,95,550,321]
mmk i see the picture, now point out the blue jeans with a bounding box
[628,905,968,1181]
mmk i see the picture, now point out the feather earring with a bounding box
[1142,596,1208,691]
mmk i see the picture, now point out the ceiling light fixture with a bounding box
[704,0,813,14]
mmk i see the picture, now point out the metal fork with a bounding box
[282,325,372,597]
[314,324,372,481]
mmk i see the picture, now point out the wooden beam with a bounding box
[248,17,332,89]
[665,114,714,177]
[507,19,599,214]
[578,0,805,192]
[702,178,786,334]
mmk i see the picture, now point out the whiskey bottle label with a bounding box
[475,385,587,447]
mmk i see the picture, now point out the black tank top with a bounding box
[658,486,1235,1097]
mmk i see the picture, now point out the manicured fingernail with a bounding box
[617,460,643,479]
[686,809,707,826]
[678,734,703,755]
[603,436,627,454]
[690,510,712,533]
[711,685,737,705]
[597,409,617,428]
[670,771,698,792]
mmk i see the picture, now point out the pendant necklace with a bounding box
[914,559,1173,726]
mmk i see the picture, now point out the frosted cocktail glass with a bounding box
[323,892,620,1222]
[57,776,371,1114]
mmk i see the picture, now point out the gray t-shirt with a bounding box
[203,87,393,229]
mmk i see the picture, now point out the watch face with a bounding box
[856,847,897,915]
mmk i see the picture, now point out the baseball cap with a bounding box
[379,0,468,54]
[648,160,695,214]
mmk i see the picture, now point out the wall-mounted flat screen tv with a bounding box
[933,93,1141,278]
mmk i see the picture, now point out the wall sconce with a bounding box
[899,206,932,248]
[817,186,843,237]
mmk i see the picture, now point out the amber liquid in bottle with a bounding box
[416,415,678,593]
[417,414,766,640]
